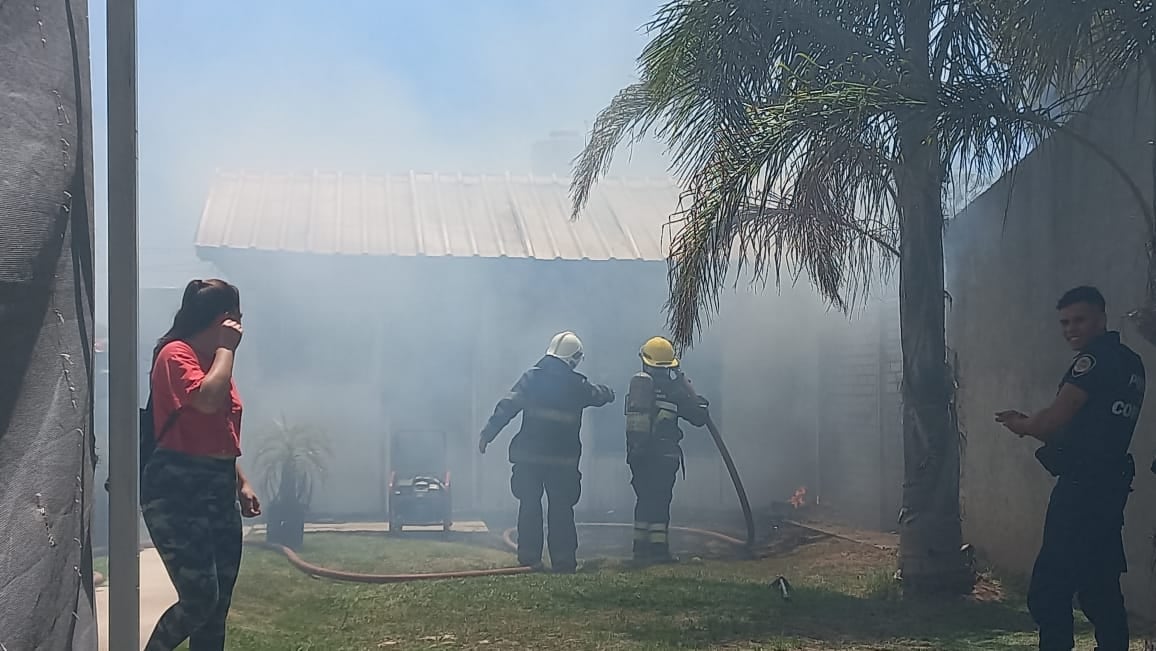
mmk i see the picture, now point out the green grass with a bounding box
[208,531,1139,650]
[281,532,518,574]
[93,555,108,585]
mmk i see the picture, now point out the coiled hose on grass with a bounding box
[249,540,536,582]
[254,520,748,584]
[500,522,747,550]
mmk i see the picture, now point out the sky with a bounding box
[90,0,669,324]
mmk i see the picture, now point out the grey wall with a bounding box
[199,251,689,519]
[194,246,892,536]
[946,77,1156,616]
[715,277,903,531]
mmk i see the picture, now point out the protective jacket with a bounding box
[625,368,708,463]
[480,355,614,467]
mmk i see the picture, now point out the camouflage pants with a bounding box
[141,450,242,651]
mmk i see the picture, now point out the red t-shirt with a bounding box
[151,340,243,458]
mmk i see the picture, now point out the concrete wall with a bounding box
[815,292,902,531]
[714,277,903,531]
[945,77,1156,616]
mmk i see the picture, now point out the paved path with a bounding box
[95,547,175,651]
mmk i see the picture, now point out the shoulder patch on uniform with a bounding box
[1071,354,1096,377]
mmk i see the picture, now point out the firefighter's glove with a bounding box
[596,384,616,404]
[478,438,489,455]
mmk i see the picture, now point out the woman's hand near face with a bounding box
[219,319,243,351]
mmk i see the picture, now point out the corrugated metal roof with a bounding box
[195,171,684,261]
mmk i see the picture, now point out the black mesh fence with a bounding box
[0,0,97,649]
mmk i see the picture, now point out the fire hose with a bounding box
[705,413,757,549]
[249,540,536,582]
[255,516,750,585]
[498,414,756,551]
[254,519,748,585]
[500,522,746,550]
[259,413,756,583]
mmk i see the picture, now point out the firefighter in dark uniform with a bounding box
[624,336,709,565]
[997,286,1144,651]
[477,331,615,573]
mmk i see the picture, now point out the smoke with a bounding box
[90,0,897,540]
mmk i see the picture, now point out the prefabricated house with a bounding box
[189,170,904,530]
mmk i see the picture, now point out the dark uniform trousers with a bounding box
[482,355,613,571]
[511,462,582,570]
[629,454,680,559]
[1028,475,1131,651]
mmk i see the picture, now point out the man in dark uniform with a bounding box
[997,286,1145,651]
[623,336,709,565]
[478,331,615,573]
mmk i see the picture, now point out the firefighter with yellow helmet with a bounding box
[624,336,709,564]
[478,331,615,573]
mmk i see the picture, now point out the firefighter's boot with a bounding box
[632,522,654,565]
[649,523,678,564]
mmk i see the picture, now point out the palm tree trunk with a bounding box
[891,0,973,595]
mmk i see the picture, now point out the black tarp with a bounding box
[0,1,97,649]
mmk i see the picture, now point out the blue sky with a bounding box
[90,0,668,322]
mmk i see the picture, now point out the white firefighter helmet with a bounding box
[545,331,584,368]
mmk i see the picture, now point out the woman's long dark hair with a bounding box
[154,279,241,359]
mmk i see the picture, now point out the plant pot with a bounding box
[266,501,306,551]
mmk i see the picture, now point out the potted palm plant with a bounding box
[254,417,332,550]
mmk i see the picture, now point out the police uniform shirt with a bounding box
[1056,331,1145,464]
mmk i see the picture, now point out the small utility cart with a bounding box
[387,429,453,535]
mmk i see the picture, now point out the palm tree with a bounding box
[254,417,332,550]
[981,0,1156,344]
[571,0,1058,593]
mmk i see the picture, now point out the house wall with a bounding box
[199,247,866,535]
[201,251,700,521]
[945,76,1156,616]
[717,280,903,531]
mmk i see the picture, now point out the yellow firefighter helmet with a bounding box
[639,336,679,368]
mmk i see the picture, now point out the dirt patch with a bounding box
[969,574,1007,603]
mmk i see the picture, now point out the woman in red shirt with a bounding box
[141,279,260,651]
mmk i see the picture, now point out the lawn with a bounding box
[208,530,1135,650]
[93,555,108,580]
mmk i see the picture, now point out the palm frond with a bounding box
[575,0,1065,348]
[663,79,907,346]
[981,0,1152,100]
[936,71,1057,211]
[569,83,658,219]
[253,417,333,507]
[572,0,907,221]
